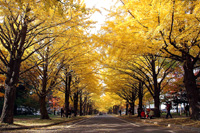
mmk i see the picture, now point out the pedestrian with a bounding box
[185,104,189,117]
[146,108,150,118]
[119,110,122,116]
[54,108,56,115]
[68,108,72,118]
[71,109,74,117]
[128,108,132,117]
[140,109,145,119]
[166,101,172,118]
[137,107,142,117]
[61,108,64,118]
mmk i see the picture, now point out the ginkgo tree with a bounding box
[99,43,177,117]
[51,38,101,116]
[0,0,95,124]
[67,53,102,115]
[99,0,199,120]
[117,0,200,120]
[102,69,136,114]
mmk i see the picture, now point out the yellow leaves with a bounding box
[93,92,125,112]
[0,74,5,85]
[0,74,5,97]
[190,45,200,57]
[0,92,4,97]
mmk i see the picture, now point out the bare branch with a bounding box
[120,0,148,29]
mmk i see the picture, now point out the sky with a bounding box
[84,0,117,33]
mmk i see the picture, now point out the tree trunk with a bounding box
[65,73,72,118]
[39,96,50,119]
[80,90,83,116]
[83,96,87,115]
[153,94,160,117]
[152,58,160,117]
[65,89,69,118]
[138,82,143,117]
[126,102,128,115]
[86,103,89,115]
[130,88,136,115]
[183,57,200,120]
[89,104,93,115]
[1,59,21,124]
[130,102,135,115]
[73,91,78,117]
[0,85,16,124]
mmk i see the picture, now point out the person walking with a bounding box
[137,107,142,117]
[61,108,64,118]
[119,110,122,116]
[166,101,172,118]
[185,104,189,117]
[128,108,132,117]
[54,108,56,115]
[68,108,72,118]
[140,109,146,119]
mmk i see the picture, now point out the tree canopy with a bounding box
[0,0,199,123]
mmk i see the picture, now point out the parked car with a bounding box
[121,111,126,115]
[170,108,177,113]
[161,109,167,113]
[99,112,103,115]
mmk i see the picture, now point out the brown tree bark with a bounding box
[88,104,93,115]
[86,103,89,115]
[153,94,160,117]
[0,85,16,124]
[65,73,72,118]
[130,102,135,115]
[73,91,78,117]
[183,56,200,120]
[1,59,21,124]
[79,90,83,116]
[39,96,50,119]
[152,58,161,117]
[138,82,143,117]
[83,96,87,115]
[126,102,129,115]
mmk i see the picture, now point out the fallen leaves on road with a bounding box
[121,115,200,128]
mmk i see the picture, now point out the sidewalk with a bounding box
[119,114,200,132]
[0,116,87,131]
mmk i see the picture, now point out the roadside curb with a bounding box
[119,116,200,132]
[0,117,87,131]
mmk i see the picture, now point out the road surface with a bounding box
[2,115,198,133]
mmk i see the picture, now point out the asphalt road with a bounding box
[3,115,198,133]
